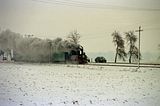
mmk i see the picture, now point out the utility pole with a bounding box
[135,26,143,68]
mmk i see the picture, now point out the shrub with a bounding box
[95,57,107,63]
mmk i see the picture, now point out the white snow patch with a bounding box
[0,63,160,106]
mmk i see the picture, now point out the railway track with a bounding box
[87,63,160,68]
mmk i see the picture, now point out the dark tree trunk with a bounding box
[129,55,131,63]
[115,53,117,63]
[129,46,132,63]
[115,46,118,63]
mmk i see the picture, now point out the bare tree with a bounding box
[68,30,80,45]
[125,31,141,63]
[112,31,127,63]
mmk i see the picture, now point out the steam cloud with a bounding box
[0,29,79,62]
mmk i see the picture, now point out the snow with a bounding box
[0,63,160,106]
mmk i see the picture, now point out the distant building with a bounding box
[0,49,14,62]
[0,50,4,62]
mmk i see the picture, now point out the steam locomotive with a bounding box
[52,45,88,64]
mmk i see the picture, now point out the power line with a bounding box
[47,0,106,6]
[144,27,160,31]
[32,0,106,8]
[32,0,160,11]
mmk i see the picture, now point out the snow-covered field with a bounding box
[0,63,160,106]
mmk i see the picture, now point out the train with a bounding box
[52,45,89,64]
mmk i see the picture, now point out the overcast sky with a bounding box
[0,0,160,54]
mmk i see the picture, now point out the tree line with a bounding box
[112,30,141,63]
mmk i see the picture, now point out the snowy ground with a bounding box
[0,63,160,106]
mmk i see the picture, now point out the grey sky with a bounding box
[0,0,160,54]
